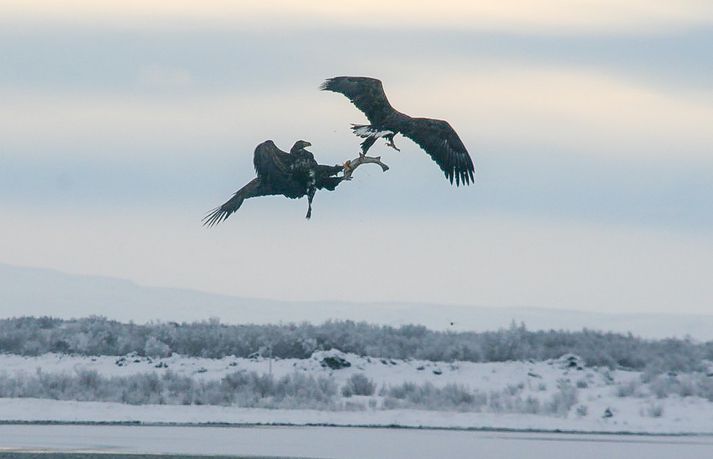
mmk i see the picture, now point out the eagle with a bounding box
[203,140,343,226]
[321,76,475,186]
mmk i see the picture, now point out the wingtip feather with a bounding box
[319,78,335,91]
[201,208,221,228]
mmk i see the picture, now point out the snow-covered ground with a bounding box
[1,351,712,434]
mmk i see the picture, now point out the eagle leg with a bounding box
[305,188,315,219]
[385,134,400,152]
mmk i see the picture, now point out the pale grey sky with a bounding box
[1,1,712,314]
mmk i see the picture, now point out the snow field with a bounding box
[0,350,712,433]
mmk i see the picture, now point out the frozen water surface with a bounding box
[0,425,711,459]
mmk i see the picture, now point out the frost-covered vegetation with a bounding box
[0,366,589,414]
[1,316,712,424]
[622,370,713,401]
[0,355,711,417]
[1,316,711,373]
[0,369,338,409]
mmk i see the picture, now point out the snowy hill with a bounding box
[1,262,712,339]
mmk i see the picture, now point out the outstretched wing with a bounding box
[320,76,395,125]
[202,178,277,227]
[253,140,293,180]
[400,118,475,186]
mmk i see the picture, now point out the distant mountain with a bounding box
[1,263,711,340]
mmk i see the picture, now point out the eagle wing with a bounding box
[399,118,475,186]
[202,178,267,227]
[253,140,294,180]
[320,76,395,125]
[203,177,287,227]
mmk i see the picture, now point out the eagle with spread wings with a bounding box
[321,76,475,186]
[203,140,343,226]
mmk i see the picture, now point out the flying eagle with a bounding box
[203,140,343,226]
[321,76,475,186]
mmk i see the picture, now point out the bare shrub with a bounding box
[616,379,642,398]
[575,404,589,417]
[523,396,541,414]
[383,382,486,412]
[545,380,578,416]
[642,403,664,418]
[342,373,376,397]
[144,337,171,358]
[647,373,713,401]
[649,374,676,399]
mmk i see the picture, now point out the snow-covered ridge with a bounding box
[1,351,712,434]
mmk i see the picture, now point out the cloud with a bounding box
[382,64,713,161]
[3,1,713,34]
[2,57,711,231]
[0,89,320,160]
[3,61,712,163]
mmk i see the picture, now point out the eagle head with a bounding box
[290,140,312,155]
[292,140,311,149]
